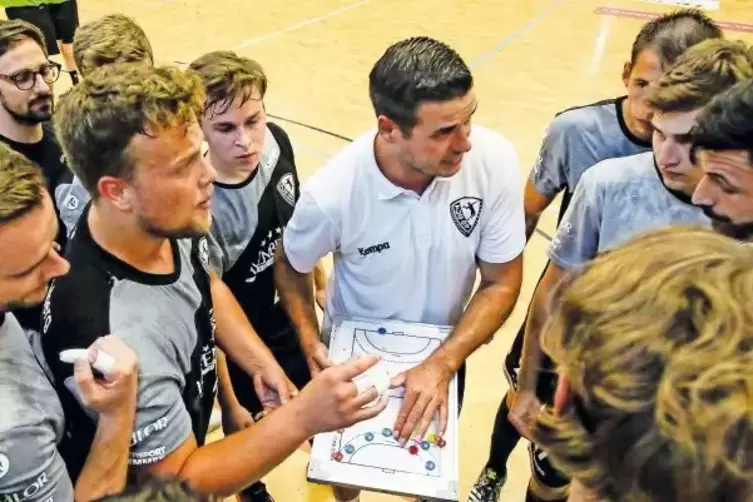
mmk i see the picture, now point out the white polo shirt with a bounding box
[283,124,525,337]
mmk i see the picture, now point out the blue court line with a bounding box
[469,0,569,70]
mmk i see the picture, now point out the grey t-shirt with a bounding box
[0,313,73,502]
[530,97,651,219]
[549,151,711,269]
[40,208,218,480]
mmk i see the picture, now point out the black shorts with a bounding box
[5,1,79,55]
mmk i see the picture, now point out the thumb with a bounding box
[73,356,97,404]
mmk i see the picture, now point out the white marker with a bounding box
[59,349,116,377]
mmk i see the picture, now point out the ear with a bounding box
[553,372,571,415]
[622,62,632,89]
[376,115,401,144]
[97,176,134,212]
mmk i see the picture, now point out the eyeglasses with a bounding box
[0,62,61,90]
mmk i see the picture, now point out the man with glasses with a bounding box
[0,19,68,333]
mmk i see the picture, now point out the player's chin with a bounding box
[7,287,48,310]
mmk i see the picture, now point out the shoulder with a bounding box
[546,98,618,140]
[580,151,654,186]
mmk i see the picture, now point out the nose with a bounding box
[691,176,713,206]
[33,72,51,93]
[235,130,252,150]
[454,124,472,153]
[657,138,680,167]
[43,249,70,283]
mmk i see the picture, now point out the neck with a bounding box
[374,134,433,195]
[209,150,257,184]
[620,98,644,144]
[88,203,174,274]
[0,108,43,143]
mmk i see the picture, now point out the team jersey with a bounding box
[0,122,70,333]
[0,312,73,502]
[549,151,711,269]
[506,97,651,376]
[529,96,651,220]
[210,123,300,351]
[40,206,218,481]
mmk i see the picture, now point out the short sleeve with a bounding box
[477,141,525,264]
[547,172,603,270]
[282,191,339,273]
[528,116,572,199]
[53,174,91,239]
[127,374,193,466]
[0,426,74,501]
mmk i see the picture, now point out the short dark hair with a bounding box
[368,36,473,132]
[692,79,753,165]
[0,19,48,59]
[630,8,722,67]
[0,142,45,224]
[188,50,267,116]
[54,64,205,198]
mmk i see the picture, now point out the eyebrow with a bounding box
[173,148,201,171]
[435,103,478,134]
[213,112,261,127]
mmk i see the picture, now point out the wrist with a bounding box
[284,397,317,438]
[428,348,459,378]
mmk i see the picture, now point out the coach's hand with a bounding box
[391,359,452,445]
[509,389,541,439]
[75,335,138,417]
[302,340,333,377]
[253,359,298,413]
[296,354,388,435]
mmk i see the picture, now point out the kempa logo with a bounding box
[358,241,390,257]
[0,453,8,479]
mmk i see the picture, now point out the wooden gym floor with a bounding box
[44,0,753,500]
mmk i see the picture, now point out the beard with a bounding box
[139,214,209,240]
[1,92,53,125]
[700,205,753,242]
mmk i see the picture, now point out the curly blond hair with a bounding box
[532,226,753,502]
[54,64,205,197]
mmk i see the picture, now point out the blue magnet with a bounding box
[365,432,374,441]
[382,427,392,437]
[426,461,436,471]
[344,444,355,454]
[377,327,387,334]
[420,440,430,450]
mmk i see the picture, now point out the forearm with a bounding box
[274,248,321,349]
[211,276,277,376]
[518,262,563,392]
[430,280,521,374]
[179,401,311,495]
[525,212,542,242]
[216,351,240,410]
[75,411,136,501]
[313,262,327,292]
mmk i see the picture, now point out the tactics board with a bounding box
[308,317,459,501]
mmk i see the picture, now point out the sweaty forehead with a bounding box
[416,92,477,126]
[653,109,701,134]
[700,149,753,175]
[0,39,47,74]
[205,92,263,123]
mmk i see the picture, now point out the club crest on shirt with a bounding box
[277,173,296,206]
[198,237,210,271]
[450,196,483,237]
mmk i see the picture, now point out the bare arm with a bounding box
[313,261,328,310]
[274,244,328,373]
[524,180,557,242]
[393,255,523,442]
[210,274,295,407]
[143,355,387,496]
[431,255,523,373]
[72,338,139,501]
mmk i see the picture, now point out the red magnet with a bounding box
[408,445,419,455]
[332,452,344,462]
[437,437,446,448]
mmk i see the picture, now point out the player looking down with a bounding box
[275,36,525,502]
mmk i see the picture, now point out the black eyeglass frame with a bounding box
[0,61,62,90]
